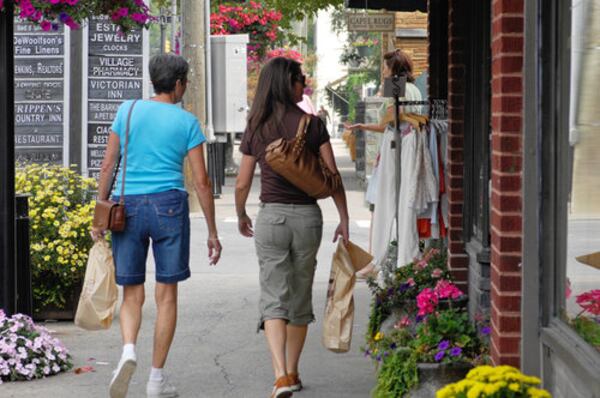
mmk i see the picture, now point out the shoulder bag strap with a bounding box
[117,100,138,204]
[292,114,311,158]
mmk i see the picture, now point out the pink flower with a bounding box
[0,0,4,9]
[435,280,463,300]
[576,289,600,316]
[40,20,52,31]
[64,0,79,5]
[416,288,439,316]
[131,13,148,24]
[48,0,60,4]
[407,278,416,287]
[117,7,129,18]
[431,268,443,278]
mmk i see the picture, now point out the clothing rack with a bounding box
[396,99,448,119]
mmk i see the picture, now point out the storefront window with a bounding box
[562,0,600,353]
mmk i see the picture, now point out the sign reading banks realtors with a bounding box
[13,20,68,165]
[83,15,148,179]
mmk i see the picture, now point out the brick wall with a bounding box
[394,11,428,76]
[490,0,524,367]
[446,0,469,290]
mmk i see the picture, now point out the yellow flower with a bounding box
[509,383,521,392]
[43,255,50,261]
[374,332,384,341]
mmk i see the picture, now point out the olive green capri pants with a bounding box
[254,203,323,332]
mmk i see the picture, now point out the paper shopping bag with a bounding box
[322,240,373,353]
[75,239,118,330]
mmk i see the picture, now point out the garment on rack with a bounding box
[371,121,439,268]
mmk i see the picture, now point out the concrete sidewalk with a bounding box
[1,139,377,397]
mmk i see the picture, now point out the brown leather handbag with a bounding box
[92,100,137,232]
[265,114,342,199]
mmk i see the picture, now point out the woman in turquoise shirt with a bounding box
[93,54,221,398]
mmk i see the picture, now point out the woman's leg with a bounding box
[152,282,178,368]
[286,324,308,375]
[120,284,145,344]
[264,319,288,379]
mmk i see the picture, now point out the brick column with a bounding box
[490,0,524,367]
[446,0,469,289]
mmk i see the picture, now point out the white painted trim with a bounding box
[63,26,71,167]
[81,22,89,177]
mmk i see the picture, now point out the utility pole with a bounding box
[0,1,17,315]
[181,0,206,212]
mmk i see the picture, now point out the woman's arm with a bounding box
[188,144,221,265]
[235,154,257,237]
[91,131,121,239]
[319,142,349,244]
[344,105,393,133]
[97,132,121,201]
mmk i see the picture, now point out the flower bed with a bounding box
[436,365,551,398]
[15,164,97,315]
[364,246,489,397]
[0,310,72,383]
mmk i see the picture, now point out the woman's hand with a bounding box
[207,237,222,266]
[238,214,254,238]
[90,226,106,241]
[333,218,349,245]
[344,122,363,130]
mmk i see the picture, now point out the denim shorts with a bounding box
[111,189,190,285]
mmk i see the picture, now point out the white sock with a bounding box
[122,343,136,361]
[149,367,163,381]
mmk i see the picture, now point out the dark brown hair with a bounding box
[247,57,303,140]
[383,49,415,83]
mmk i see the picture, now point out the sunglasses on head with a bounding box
[293,74,307,87]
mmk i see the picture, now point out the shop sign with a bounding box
[347,12,395,32]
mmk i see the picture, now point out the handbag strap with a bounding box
[292,114,311,158]
[108,100,138,204]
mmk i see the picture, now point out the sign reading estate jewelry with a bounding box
[84,15,148,178]
[347,12,396,32]
[13,19,69,165]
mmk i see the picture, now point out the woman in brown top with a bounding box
[235,57,350,398]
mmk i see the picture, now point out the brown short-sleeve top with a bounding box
[239,106,330,204]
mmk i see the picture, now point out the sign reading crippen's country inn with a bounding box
[84,15,147,179]
[13,19,69,165]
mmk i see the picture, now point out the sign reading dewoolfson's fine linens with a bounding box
[84,15,147,179]
[13,19,68,165]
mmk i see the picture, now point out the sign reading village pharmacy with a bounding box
[13,20,69,165]
[83,15,149,179]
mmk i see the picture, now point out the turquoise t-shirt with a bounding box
[110,99,206,196]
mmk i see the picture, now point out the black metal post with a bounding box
[0,2,17,315]
[15,194,32,316]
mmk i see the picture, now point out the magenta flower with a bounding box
[576,289,600,316]
[435,280,464,300]
[40,20,52,32]
[416,288,439,316]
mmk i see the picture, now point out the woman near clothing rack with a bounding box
[344,49,422,277]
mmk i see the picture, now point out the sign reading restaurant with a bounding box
[83,15,148,179]
[13,19,69,165]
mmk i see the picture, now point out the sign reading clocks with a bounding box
[84,15,148,179]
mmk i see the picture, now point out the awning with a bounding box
[344,0,427,12]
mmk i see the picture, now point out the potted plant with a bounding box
[436,365,551,398]
[15,164,97,320]
[351,37,380,58]
[0,311,73,383]
[570,289,600,351]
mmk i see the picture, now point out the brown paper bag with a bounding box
[576,251,600,270]
[75,239,118,330]
[322,240,373,353]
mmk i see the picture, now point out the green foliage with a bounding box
[373,349,418,398]
[15,165,97,313]
[572,316,600,351]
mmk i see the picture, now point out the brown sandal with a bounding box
[271,375,293,398]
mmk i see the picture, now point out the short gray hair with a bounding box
[149,54,189,94]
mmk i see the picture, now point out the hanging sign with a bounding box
[83,15,149,179]
[347,12,396,32]
[13,19,69,165]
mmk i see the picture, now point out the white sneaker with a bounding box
[109,357,137,398]
[146,374,179,397]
